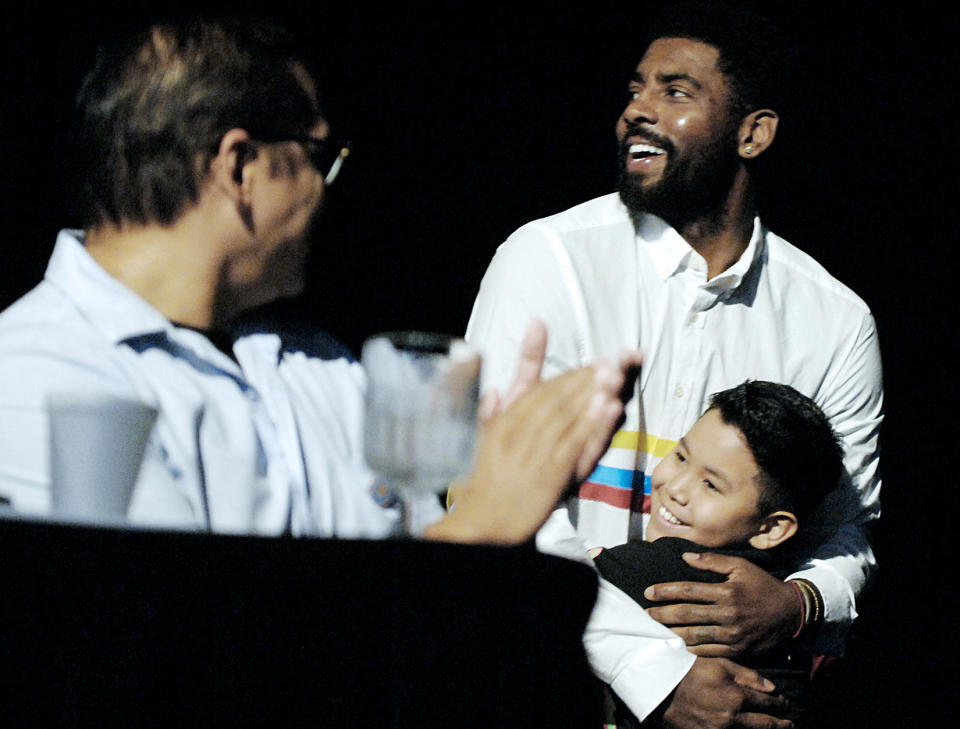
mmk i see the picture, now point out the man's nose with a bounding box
[621,90,658,128]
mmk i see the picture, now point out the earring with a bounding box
[744,145,754,155]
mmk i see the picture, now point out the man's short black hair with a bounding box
[708,380,844,519]
[74,13,320,228]
[638,0,792,117]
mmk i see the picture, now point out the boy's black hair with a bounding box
[709,380,843,518]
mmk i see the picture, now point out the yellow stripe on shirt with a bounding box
[609,430,677,458]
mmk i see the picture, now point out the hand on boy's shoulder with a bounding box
[643,552,801,658]
[593,538,728,609]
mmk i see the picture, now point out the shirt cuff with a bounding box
[534,509,695,720]
[584,579,696,721]
[786,561,858,655]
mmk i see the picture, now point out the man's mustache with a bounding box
[620,125,675,156]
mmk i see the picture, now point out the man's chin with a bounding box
[618,177,660,218]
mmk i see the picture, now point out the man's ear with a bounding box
[737,108,779,159]
[210,128,258,201]
[748,510,798,550]
[209,128,259,231]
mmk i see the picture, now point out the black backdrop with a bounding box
[2,1,956,726]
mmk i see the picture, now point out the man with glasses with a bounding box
[0,15,633,544]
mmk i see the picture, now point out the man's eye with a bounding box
[667,87,690,98]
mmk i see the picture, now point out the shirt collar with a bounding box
[637,213,764,292]
[706,218,764,293]
[45,229,179,344]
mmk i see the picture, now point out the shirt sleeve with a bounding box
[587,579,697,721]
[466,224,590,392]
[536,508,695,721]
[788,310,883,654]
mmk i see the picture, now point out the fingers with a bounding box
[491,367,596,474]
[736,712,795,729]
[556,362,626,480]
[727,662,776,693]
[667,657,794,729]
[516,365,622,482]
[536,370,606,467]
[667,625,739,657]
[739,689,794,729]
[500,320,548,409]
[681,551,749,575]
[644,580,728,607]
[477,388,500,425]
[685,642,737,658]
[647,599,731,625]
[447,355,631,545]
[569,352,637,479]
[574,399,624,480]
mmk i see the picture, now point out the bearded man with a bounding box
[466,2,882,727]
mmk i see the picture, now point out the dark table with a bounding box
[1,517,602,728]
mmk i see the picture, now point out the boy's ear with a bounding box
[748,510,798,550]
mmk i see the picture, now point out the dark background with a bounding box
[1,0,956,725]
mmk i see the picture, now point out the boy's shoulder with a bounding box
[594,538,783,608]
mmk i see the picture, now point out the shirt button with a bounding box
[688,312,699,324]
[674,385,685,398]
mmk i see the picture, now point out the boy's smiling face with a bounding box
[646,408,768,548]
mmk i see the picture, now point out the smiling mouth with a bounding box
[629,142,667,160]
[658,504,688,527]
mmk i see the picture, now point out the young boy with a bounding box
[592,380,844,728]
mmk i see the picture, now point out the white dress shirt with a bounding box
[468,193,883,718]
[0,230,413,538]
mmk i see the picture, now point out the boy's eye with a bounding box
[704,480,719,492]
[674,451,686,463]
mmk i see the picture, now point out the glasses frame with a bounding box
[254,134,351,186]
[292,136,351,186]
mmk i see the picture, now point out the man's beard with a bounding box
[617,125,741,230]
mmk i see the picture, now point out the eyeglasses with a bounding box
[292,136,351,186]
[256,135,351,186]
[293,136,351,186]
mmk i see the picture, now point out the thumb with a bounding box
[501,320,548,407]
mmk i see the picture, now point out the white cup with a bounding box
[47,393,158,525]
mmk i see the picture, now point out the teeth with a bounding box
[659,505,686,526]
[630,143,666,158]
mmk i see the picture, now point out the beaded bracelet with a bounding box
[788,580,808,639]
[789,578,824,637]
